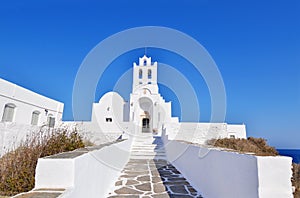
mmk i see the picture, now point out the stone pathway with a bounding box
[108,135,203,198]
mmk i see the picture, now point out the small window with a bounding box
[139,69,142,79]
[31,111,40,125]
[148,82,152,84]
[107,107,110,111]
[230,135,236,139]
[148,69,152,79]
[143,60,147,66]
[2,103,16,122]
[106,118,112,122]
[139,81,142,84]
[47,114,55,128]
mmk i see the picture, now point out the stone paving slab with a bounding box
[108,136,203,197]
[108,159,203,198]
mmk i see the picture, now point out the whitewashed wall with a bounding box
[35,138,133,198]
[62,121,126,145]
[0,122,38,156]
[162,136,293,198]
[0,78,63,126]
[227,124,247,138]
[163,122,246,145]
[64,91,132,145]
[92,92,125,134]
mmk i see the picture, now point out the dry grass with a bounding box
[293,163,300,197]
[0,126,85,196]
[206,137,278,156]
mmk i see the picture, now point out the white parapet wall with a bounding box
[163,122,246,145]
[257,157,293,197]
[62,121,134,145]
[35,138,133,198]
[162,135,293,198]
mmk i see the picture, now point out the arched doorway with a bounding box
[139,97,153,133]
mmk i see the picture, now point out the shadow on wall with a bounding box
[162,133,293,198]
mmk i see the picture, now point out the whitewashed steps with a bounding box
[130,135,166,160]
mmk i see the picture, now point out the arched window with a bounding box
[31,111,40,125]
[2,103,16,122]
[139,69,143,79]
[47,114,55,128]
[143,60,147,66]
[148,69,152,79]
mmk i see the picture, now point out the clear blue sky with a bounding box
[0,0,299,148]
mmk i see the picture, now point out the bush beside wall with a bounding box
[0,126,84,196]
[293,163,300,197]
[206,137,278,156]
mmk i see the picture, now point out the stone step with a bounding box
[129,156,167,160]
[131,151,166,154]
[13,189,65,198]
[131,150,164,152]
[131,148,165,151]
[129,136,167,161]
[130,154,166,157]
[132,145,158,147]
[130,152,166,155]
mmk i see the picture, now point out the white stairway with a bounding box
[130,134,166,159]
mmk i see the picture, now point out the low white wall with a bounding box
[257,157,293,197]
[35,138,133,198]
[34,159,74,189]
[162,136,293,198]
[62,121,127,145]
[163,122,246,145]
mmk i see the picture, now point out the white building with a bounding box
[0,78,64,155]
[88,55,247,143]
[0,78,63,126]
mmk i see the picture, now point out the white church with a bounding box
[87,55,246,143]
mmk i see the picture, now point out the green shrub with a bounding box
[0,126,84,196]
[206,137,278,156]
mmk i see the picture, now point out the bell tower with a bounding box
[132,55,158,94]
[129,55,174,133]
